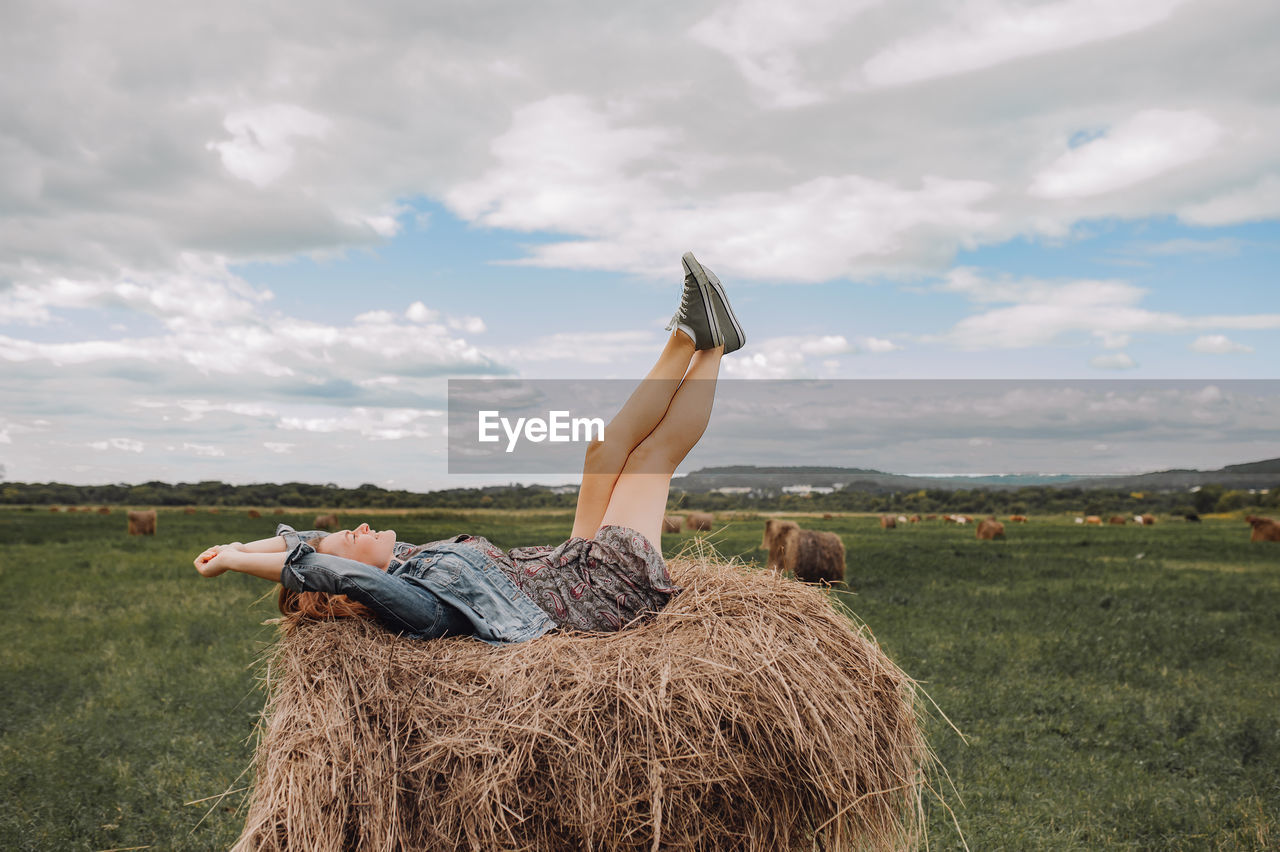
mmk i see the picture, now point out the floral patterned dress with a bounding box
[403,525,681,633]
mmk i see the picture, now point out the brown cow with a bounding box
[762,519,801,566]
[273,507,286,515]
[769,525,845,584]
[127,510,157,536]
[1009,515,1028,523]
[1139,514,1156,526]
[880,515,897,529]
[97,507,111,515]
[313,513,339,531]
[184,506,197,515]
[909,514,922,523]
[1109,516,1127,525]
[1085,516,1103,525]
[686,511,714,532]
[976,518,1005,540]
[1246,516,1280,542]
[926,514,938,521]
[248,509,262,519]
[661,515,683,534]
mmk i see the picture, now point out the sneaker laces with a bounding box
[664,284,692,331]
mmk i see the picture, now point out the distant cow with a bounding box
[184,507,197,515]
[313,513,339,531]
[976,518,1005,540]
[1009,515,1028,523]
[909,514,922,523]
[762,519,801,563]
[686,511,714,532]
[248,509,261,519]
[880,515,897,529]
[1109,516,1127,525]
[97,507,111,515]
[767,522,845,584]
[661,515,683,534]
[896,515,908,524]
[273,508,286,515]
[1085,516,1103,525]
[1245,516,1280,543]
[822,513,834,520]
[1184,513,1201,522]
[926,514,938,521]
[1139,514,1156,526]
[127,510,157,536]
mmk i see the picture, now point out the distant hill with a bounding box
[673,458,1280,493]
[1064,457,1280,491]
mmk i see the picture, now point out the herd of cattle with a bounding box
[47,505,1280,550]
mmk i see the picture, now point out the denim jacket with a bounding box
[276,525,556,645]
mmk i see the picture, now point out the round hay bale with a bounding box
[234,555,929,851]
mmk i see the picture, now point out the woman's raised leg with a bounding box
[596,347,723,548]
[569,331,696,538]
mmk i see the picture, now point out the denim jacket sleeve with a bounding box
[279,540,461,638]
[275,523,327,551]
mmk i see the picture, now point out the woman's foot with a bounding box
[682,252,744,354]
[665,256,722,350]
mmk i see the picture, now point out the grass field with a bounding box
[1,507,1277,850]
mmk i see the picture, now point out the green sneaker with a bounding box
[682,252,744,354]
[665,255,722,350]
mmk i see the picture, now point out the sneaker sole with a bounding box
[684,252,742,351]
[681,252,723,348]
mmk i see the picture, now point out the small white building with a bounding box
[782,484,836,496]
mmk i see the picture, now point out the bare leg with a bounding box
[570,331,697,538]
[597,348,723,548]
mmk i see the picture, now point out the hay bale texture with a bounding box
[234,554,928,852]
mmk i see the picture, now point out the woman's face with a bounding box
[316,522,396,568]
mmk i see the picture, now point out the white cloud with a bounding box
[858,336,902,353]
[1189,334,1253,354]
[1179,174,1280,225]
[1094,331,1131,350]
[721,334,853,378]
[208,104,331,188]
[935,268,1280,350]
[263,442,296,454]
[1089,352,1137,370]
[1030,110,1224,199]
[89,438,145,453]
[183,442,226,457]
[690,0,881,107]
[861,0,1191,88]
[406,302,440,323]
[447,96,999,282]
[277,406,443,441]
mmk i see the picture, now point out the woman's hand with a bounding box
[194,544,240,578]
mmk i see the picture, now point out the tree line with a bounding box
[2,479,1276,516]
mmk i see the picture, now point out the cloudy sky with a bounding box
[2,0,1278,489]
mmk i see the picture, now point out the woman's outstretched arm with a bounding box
[194,546,286,581]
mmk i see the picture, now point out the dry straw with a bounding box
[233,545,931,851]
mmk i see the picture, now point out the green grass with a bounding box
[1,508,1277,849]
